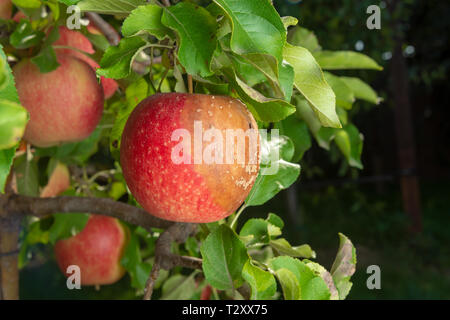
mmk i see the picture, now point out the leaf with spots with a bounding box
[330,233,357,300]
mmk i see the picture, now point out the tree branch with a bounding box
[143,222,200,300]
[0,194,173,231]
[0,172,20,300]
[85,12,120,46]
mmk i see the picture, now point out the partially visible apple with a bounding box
[54,215,129,286]
[13,52,104,147]
[53,26,118,99]
[12,10,25,22]
[40,163,70,197]
[0,0,12,20]
[120,93,260,223]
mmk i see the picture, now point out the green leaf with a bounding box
[269,256,331,300]
[48,213,90,244]
[336,106,348,126]
[97,36,148,79]
[323,72,355,110]
[57,0,80,6]
[225,53,266,87]
[12,0,41,9]
[287,26,321,53]
[34,126,103,164]
[0,45,22,193]
[0,100,28,150]
[340,76,381,104]
[161,2,217,77]
[10,20,45,49]
[278,62,294,102]
[31,45,59,73]
[304,260,339,300]
[266,213,284,230]
[45,0,60,20]
[19,219,50,268]
[0,56,7,91]
[161,273,198,300]
[0,148,16,193]
[31,26,60,73]
[242,260,277,300]
[0,46,20,104]
[275,115,311,162]
[313,51,383,70]
[14,154,39,196]
[213,0,286,64]
[110,77,148,157]
[330,233,357,300]
[224,68,295,122]
[120,229,152,290]
[122,5,173,40]
[270,238,316,259]
[239,218,271,245]
[274,268,301,300]
[284,44,340,128]
[200,224,249,290]
[245,134,300,207]
[77,0,145,15]
[334,124,364,169]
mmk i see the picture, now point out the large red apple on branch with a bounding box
[120,93,260,223]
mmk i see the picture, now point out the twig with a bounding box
[162,0,171,7]
[0,194,173,231]
[85,12,120,46]
[143,223,200,300]
[188,74,193,94]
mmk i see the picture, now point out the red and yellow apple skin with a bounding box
[0,0,12,20]
[53,26,118,99]
[54,215,128,286]
[13,53,104,147]
[40,163,70,197]
[120,93,260,223]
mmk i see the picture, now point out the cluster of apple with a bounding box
[4,1,260,288]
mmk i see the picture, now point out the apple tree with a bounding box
[0,0,381,300]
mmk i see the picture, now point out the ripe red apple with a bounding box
[13,52,104,147]
[0,0,12,20]
[120,93,260,223]
[40,162,70,197]
[200,285,212,300]
[54,215,129,286]
[12,10,25,22]
[53,26,118,99]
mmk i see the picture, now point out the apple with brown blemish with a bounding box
[120,93,260,223]
[13,52,104,147]
[54,215,129,286]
